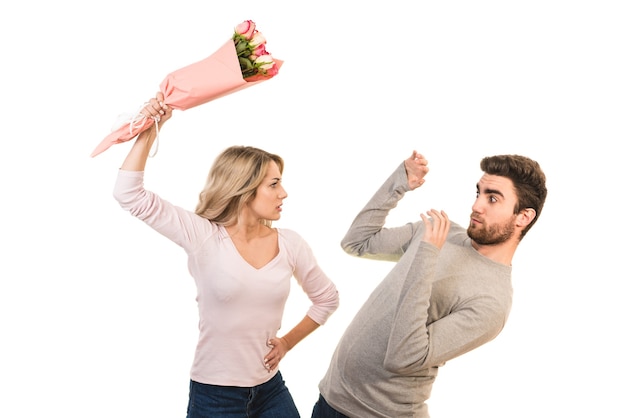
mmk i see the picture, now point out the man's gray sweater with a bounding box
[317,163,513,417]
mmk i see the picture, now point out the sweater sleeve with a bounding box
[383,241,439,372]
[112,169,214,251]
[340,162,420,262]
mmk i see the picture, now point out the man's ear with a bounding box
[516,208,536,228]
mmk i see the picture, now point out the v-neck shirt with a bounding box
[113,169,339,386]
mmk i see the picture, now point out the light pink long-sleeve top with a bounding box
[113,170,339,387]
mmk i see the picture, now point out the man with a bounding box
[311,150,548,418]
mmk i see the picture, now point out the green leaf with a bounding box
[238,57,254,72]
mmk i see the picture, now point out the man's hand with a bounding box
[420,209,450,249]
[404,150,429,190]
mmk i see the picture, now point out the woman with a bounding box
[112,92,340,418]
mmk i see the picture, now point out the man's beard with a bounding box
[467,214,516,245]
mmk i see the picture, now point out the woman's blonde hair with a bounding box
[195,145,284,226]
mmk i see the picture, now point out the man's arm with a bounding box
[340,151,430,261]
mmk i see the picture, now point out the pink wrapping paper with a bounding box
[91,39,282,157]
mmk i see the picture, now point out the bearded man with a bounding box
[311,150,548,418]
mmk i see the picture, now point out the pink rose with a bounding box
[252,43,267,56]
[249,32,266,48]
[234,20,256,40]
[255,54,277,75]
[264,65,279,77]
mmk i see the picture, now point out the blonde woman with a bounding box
[113,92,339,418]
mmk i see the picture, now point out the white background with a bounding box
[1,1,624,417]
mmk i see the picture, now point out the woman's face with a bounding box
[248,161,288,221]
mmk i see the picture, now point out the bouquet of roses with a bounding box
[91,20,281,157]
[233,20,280,81]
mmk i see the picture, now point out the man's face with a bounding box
[467,174,519,245]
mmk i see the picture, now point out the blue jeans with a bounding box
[310,394,350,418]
[186,371,300,418]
